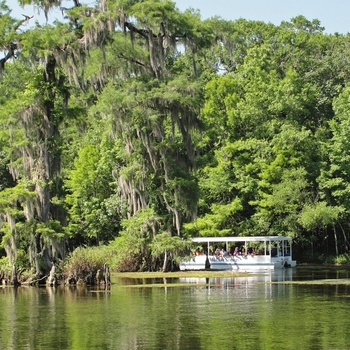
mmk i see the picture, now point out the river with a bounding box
[1,266,350,350]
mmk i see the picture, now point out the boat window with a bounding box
[271,246,278,257]
[283,241,291,256]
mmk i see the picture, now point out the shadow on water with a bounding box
[292,264,350,280]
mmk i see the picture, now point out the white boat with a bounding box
[179,236,296,271]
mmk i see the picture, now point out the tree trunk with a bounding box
[333,224,339,256]
[162,249,168,272]
[11,265,20,287]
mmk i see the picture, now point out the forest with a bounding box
[1,0,350,281]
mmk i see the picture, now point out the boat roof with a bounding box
[190,236,292,243]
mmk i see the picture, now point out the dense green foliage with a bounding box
[1,0,350,274]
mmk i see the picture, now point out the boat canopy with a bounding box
[190,236,292,243]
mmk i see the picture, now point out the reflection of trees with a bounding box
[0,287,70,349]
[1,279,350,348]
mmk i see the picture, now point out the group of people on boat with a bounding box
[193,245,262,258]
[214,246,258,258]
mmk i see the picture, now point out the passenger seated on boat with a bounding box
[193,250,201,261]
[195,248,204,256]
[233,247,240,256]
[221,249,228,257]
[247,247,255,256]
[214,248,221,257]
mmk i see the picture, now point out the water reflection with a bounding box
[178,268,295,295]
[1,267,350,350]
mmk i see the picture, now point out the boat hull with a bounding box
[179,255,296,271]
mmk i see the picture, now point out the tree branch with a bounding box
[0,16,35,72]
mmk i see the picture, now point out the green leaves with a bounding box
[184,198,242,237]
[3,0,350,271]
[299,202,343,231]
[150,231,187,261]
[66,144,100,198]
[65,143,120,241]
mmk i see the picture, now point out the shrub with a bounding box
[333,253,350,265]
[107,235,144,272]
[0,257,11,282]
[63,245,114,283]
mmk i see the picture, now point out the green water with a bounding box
[1,267,350,350]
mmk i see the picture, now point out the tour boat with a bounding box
[179,236,297,271]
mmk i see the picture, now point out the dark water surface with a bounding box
[1,266,350,350]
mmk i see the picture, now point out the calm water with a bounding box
[1,266,350,350]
